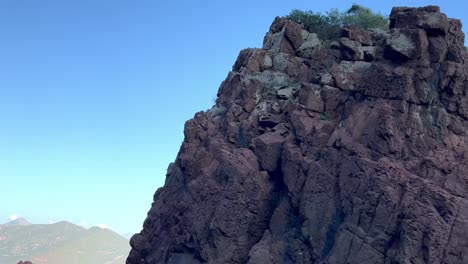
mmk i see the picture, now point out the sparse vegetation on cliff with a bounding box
[287,4,389,40]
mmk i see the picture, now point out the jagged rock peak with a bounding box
[127,6,468,264]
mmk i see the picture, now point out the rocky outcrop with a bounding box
[127,6,468,264]
[18,261,33,264]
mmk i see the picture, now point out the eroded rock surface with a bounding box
[127,6,468,264]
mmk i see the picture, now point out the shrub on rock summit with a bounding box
[287,4,389,40]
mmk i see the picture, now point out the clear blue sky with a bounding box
[0,0,465,234]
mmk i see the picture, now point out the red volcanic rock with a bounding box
[253,131,285,172]
[341,27,372,46]
[127,6,468,264]
[390,6,448,35]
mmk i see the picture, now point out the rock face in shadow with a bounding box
[127,6,468,264]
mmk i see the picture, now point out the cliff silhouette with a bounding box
[127,6,468,264]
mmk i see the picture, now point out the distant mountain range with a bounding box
[0,218,130,264]
[4,217,32,226]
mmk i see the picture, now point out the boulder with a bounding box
[384,28,428,62]
[263,17,304,55]
[331,61,372,91]
[390,6,449,36]
[253,132,285,171]
[297,32,322,59]
[339,37,364,61]
[428,36,448,62]
[298,83,324,112]
[341,27,372,46]
[129,234,152,257]
[362,46,376,61]
[233,48,272,72]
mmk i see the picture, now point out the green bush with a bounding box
[286,4,389,40]
[343,5,389,30]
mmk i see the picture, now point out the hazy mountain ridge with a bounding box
[4,217,32,226]
[0,219,130,264]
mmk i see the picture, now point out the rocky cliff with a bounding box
[127,6,468,264]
